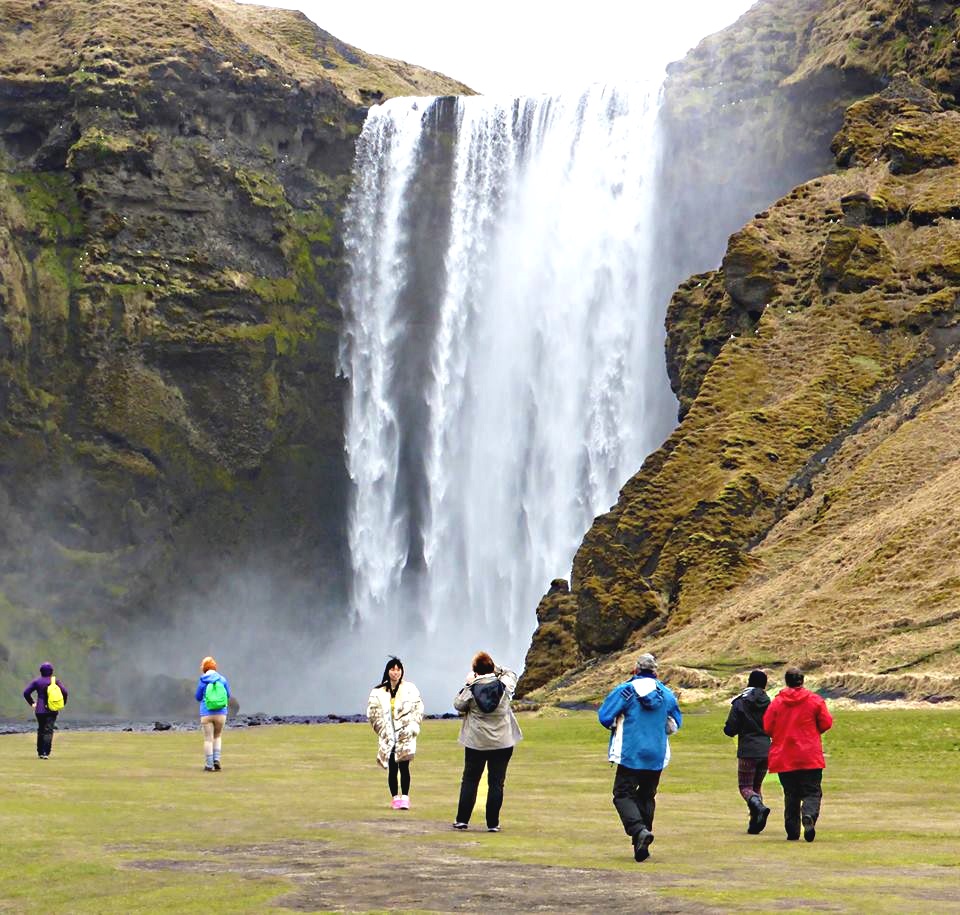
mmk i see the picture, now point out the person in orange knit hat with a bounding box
[194,656,231,772]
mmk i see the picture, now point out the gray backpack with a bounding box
[471,678,505,713]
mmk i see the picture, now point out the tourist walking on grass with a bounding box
[452,652,522,832]
[763,667,833,842]
[23,662,68,759]
[723,669,772,834]
[367,657,424,810]
[598,653,681,863]
[195,656,230,772]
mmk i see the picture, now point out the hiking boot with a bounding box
[487,825,501,832]
[451,822,469,830]
[204,765,215,772]
[633,827,654,862]
[802,814,816,843]
[748,795,770,834]
[756,802,770,834]
[213,761,222,771]
[399,795,410,810]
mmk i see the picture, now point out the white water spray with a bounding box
[337,81,677,703]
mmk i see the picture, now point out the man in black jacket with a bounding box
[723,669,771,833]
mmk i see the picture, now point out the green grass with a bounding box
[1,707,958,913]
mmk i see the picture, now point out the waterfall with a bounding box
[337,82,677,699]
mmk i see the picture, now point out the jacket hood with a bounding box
[632,675,664,709]
[777,686,811,705]
[200,671,222,684]
[737,686,770,709]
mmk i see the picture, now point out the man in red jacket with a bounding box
[763,667,833,842]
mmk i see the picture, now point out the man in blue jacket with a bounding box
[598,653,681,862]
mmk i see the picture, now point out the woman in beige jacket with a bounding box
[367,657,424,810]
[451,651,523,831]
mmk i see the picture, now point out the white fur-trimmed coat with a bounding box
[367,680,424,768]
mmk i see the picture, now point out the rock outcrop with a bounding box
[0,0,468,712]
[522,0,960,701]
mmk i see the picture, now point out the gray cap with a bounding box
[635,652,658,672]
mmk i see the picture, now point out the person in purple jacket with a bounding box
[195,656,230,772]
[23,661,68,759]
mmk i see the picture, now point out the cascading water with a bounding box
[337,82,678,703]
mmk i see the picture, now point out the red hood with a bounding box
[777,686,812,705]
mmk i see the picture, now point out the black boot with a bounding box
[747,795,770,834]
[632,826,654,862]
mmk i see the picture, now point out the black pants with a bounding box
[456,746,514,828]
[778,768,823,837]
[388,750,411,796]
[36,711,58,757]
[612,765,662,837]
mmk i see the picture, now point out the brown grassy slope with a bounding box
[656,359,960,689]
[650,84,960,699]
[0,0,472,101]
[541,344,960,705]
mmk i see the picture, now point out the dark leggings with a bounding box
[388,750,411,796]
[36,711,58,757]
[737,756,769,802]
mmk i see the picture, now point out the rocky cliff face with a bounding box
[0,0,468,712]
[523,0,960,702]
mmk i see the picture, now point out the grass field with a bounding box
[1,706,958,914]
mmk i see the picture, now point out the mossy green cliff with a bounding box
[0,0,469,713]
[523,0,960,703]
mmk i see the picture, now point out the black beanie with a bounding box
[747,669,767,688]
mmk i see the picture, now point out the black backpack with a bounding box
[471,678,505,713]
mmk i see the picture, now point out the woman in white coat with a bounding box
[367,657,424,809]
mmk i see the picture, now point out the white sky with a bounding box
[245,0,758,96]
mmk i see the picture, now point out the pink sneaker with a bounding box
[399,795,410,810]
[390,796,403,809]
